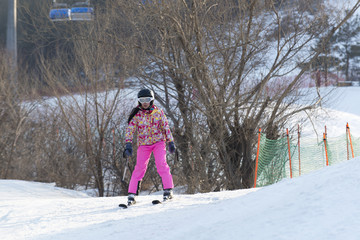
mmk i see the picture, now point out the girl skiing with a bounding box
[123,88,175,205]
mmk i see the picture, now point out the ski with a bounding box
[118,203,129,209]
[119,201,136,209]
[120,198,172,207]
[152,198,173,205]
[152,199,162,205]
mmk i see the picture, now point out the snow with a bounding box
[291,87,360,137]
[2,86,360,240]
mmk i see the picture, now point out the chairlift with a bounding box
[49,1,71,22]
[70,1,94,21]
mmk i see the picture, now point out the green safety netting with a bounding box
[255,132,360,187]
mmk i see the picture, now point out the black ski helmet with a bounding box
[137,88,155,106]
[138,89,154,98]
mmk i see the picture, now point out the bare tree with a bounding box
[10,0,155,196]
[113,0,360,191]
[33,10,135,195]
[0,49,35,179]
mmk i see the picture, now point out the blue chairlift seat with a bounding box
[71,2,94,21]
[49,3,71,21]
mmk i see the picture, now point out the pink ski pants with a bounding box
[128,141,174,194]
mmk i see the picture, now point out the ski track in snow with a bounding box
[0,185,257,240]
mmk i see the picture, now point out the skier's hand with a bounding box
[168,141,175,154]
[123,143,133,158]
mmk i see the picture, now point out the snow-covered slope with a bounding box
[1,158,360,240]
[0,180,89,200]
[290,87,360,137]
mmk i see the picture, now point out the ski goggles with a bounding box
[138,96,154,103]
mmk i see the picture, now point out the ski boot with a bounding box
[163,189,173,201]
[127,194,136,206]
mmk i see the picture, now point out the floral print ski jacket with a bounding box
[125,105,174,146]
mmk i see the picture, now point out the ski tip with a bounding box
[152,200,162,205]
[118,203,128,209]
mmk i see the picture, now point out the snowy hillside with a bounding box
[2,87,360,240]
[1,158,360,240]
[291,87,360,137]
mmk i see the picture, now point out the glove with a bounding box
[123,143,133,158]
[168,141,175,154]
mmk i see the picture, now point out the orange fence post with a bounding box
[286,128,293,178]
[254,128,261,188]
[323,133,329,166]
[347,123,354,159]
[298,124,301,176]
[346,123,349,160]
